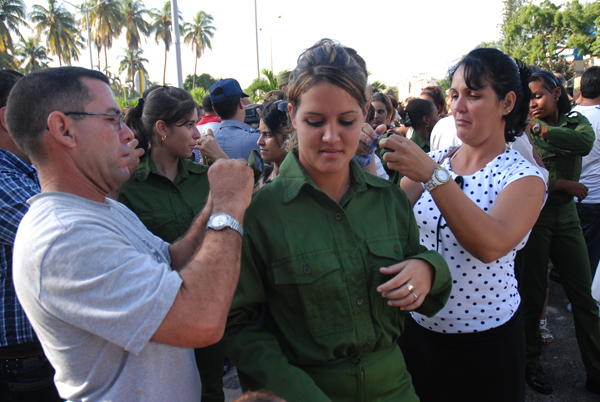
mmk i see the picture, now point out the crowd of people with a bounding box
[1,38,600,402]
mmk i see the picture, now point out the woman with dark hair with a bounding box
[255,99,291,189]
[118,87,225,402]
[222,39,451,402]
[399,98,439,153]
[381,48,546,401]
[516,70,600,396]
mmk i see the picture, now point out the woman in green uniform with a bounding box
[516,70,600,396]
[119,87,224,402]
[222,39,452,402]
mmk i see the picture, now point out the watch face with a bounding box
[212,215,227,227]
[436,168,450,182]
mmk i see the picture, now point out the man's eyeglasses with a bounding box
[64,112,125,130]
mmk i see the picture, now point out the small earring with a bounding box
[556,98,559,103]
[161,135,166,141]
[426,122,429,127]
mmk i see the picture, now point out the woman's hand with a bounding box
[554,179,588,201]
[377,259,434,311]
[356,123,385,156]
[379,134,438,183]
[197,129,229,162]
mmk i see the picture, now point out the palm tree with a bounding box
[245,68,278,103]
[0,0,26,54]
[29,0,81,66]
[121,0,151,83]
[88,0,123,72]
[183,11,215,89]
[150,1,181,85]
[118,46,148,87]
[15,36,52,73]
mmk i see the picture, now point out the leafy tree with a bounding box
[89,0,123,72]
[0,49,15,69]
[437,77,451,93]
[15,36,52,73]
[30,0,82,66]
[121,0,151,82]
[500,0,600,69]
[118,46,148,85]
[0,0,26,55]
[182,10,215,89]
[184,72,218,91]
[189,87,207,104]
[245,68,278,103]
[370,81,387,91]
[150,1,182,85]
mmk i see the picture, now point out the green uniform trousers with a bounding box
[301,345,418,402]
[516,199,600,381]
[194,342,225,402]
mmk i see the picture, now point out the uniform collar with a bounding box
[133,154,205,182]
[279,150,390,204]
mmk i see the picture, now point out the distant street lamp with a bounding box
[259,15,281,72]
[171,0,183,88]
[63,0,108,70]
[254,0,260,78]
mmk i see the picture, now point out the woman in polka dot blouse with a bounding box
[380,48,546,402]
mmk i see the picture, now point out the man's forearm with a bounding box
[169,194,213,271]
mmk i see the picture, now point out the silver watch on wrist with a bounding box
[206,213,243,237]
[424,167,451,192]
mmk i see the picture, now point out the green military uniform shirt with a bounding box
[222,151,451,402]
[408,128,430,153]
[118,155,210,243]
[530,112,594,205]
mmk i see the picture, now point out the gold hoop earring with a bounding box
[161,135,166,141]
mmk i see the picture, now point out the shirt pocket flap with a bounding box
[366,237,406,260]
[272,249,340,285]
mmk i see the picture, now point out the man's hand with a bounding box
[127,138,145,176]
[208,158,254,220]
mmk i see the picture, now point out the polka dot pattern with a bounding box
[412,148,545,333]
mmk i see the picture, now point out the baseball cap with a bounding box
[210,79,249,102]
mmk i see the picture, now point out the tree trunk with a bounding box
[163,47,167,85]
[192,56,198,89]
[130,49,134,85]
[97,47,101,71]
[104,47,108,72]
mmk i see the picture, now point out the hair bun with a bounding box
[134,98,144,118]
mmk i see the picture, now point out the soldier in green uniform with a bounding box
[517,70,600,396]
[222,40,451,402]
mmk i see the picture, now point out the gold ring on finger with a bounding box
[411,292,418,301]
[405,282,414,293]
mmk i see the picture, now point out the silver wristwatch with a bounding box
[206,213,243,237]
[424,167,451,192]
[532,123,542,136]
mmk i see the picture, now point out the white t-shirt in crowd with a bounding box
[572,104,600,204]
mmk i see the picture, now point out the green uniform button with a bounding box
[302,265,311,274]
[356,298,363,306]
[335,213,342,221]
[394,245,400,253]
